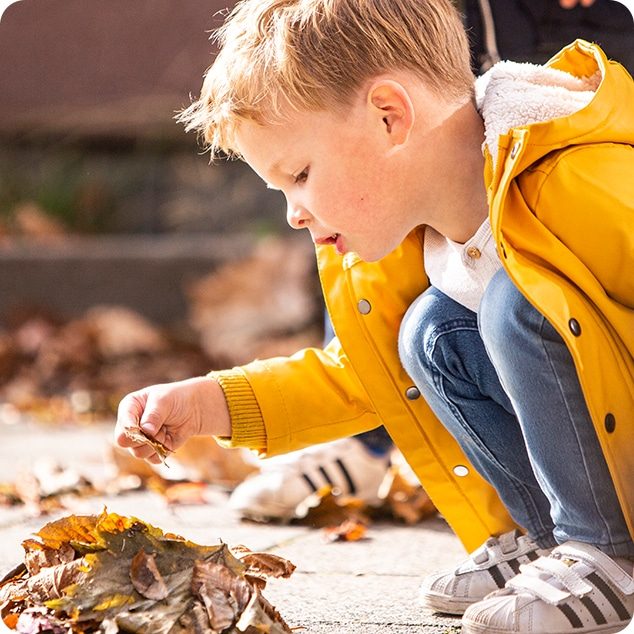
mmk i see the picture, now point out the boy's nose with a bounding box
[286,202,309,230]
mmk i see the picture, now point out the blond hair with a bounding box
[179,0,473,157]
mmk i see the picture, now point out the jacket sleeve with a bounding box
[213,336,382,457]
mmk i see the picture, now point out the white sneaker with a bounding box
[228,437,390,521]
[461,541,634,634]
[420,529,552,615]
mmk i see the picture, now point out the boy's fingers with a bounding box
[117,393,143,426]
[138,395,169,440]
[115,433,138,449]
[128,444,158,462]
[114,391,147,448]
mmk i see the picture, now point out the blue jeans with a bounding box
[398,268,634,557]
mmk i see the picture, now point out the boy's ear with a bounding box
[367,79,415,147]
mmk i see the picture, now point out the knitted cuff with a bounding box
[208,369,267,451]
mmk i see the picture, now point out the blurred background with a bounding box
[0,0,631,512]
[0,0,324,431]
[0,0,632,427]
[0,0,634,548]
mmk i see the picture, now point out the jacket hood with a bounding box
[475,40,634,172]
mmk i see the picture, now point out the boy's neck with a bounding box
[408,98,488,243]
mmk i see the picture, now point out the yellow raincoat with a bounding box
[217,41,634,552]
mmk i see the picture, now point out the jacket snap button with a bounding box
[357,299,372,315]
[405,386,420,400]
[453,465,469,477]
[605,413,616,433]
[510,142,520,159]
[568,318,581,337]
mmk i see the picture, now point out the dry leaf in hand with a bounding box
[123,425,172,463]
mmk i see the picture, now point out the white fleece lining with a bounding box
[424,61,602,312]
[475,61,602,165]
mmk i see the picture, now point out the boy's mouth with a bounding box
[315,233,347,255]
[315,233,340,246]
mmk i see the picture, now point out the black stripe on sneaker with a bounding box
[580,595,607,625]
[587,572,631,621]
[318,466,334,487]
[334,458,357,495]
[525,550,539,562]
[301,472,319,493]
[318,467,335,488]
[487,565,507,588]
[558,603,584,628]
[507,558,522,575]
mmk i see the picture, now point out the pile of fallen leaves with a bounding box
[0,510,295,633]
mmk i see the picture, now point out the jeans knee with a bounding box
[399,287,476,385]
[398,292,433,382]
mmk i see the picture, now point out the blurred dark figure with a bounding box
[462,0,634,73]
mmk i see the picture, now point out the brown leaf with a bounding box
[123,425,172,463]
[1,598,23,630]
[24,559,86,603]
[233,548,296,580]
[379,468,437,525]
[0,482,21,507]
[192,560,249,631]
[323,519,368,543]
[295,486,369,528]
[130,550,169,600]
[235,589,294,634]
[175,600,213,633]
[32,514,101,551]
[152,481,208,506]
[22,540,75,576]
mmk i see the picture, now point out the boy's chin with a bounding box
[355,243,395,263]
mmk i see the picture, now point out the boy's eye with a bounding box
[294,168,309,184]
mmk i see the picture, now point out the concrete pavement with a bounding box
[0,420,467,633]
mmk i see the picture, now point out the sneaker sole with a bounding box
[420,590,479,616]
[462,620,632,634]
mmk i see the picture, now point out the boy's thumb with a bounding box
[140,410,161,437]
[138,391,163,437]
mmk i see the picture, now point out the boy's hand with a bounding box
[114,376,231,464]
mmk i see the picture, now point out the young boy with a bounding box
[115,0,634,631]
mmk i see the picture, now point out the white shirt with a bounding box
[424,219,501,313]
